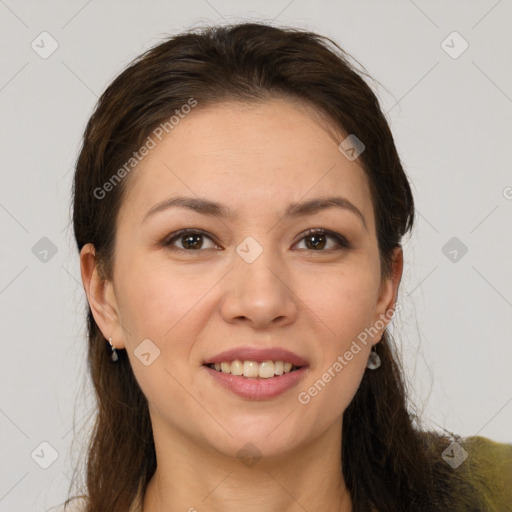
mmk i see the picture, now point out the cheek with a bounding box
[113,255,221,397]
[113,257,216,422]
[300,260,380,350]
[294,263,378,416]
[114,255,215,343]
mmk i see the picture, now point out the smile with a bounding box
[203,363,308,400]
[206,360,301,378]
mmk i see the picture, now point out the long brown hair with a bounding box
[69,22,476,512]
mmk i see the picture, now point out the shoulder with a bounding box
[458,435,512,511]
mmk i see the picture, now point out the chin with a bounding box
[210,434,302,463]
[208,416,308,459]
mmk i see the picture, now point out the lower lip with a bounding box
[203,365,308,400]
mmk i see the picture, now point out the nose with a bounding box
[219,246,299,329]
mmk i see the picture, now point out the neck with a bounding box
[142,416,352,512]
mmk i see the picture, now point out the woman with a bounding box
[65,22,511,512]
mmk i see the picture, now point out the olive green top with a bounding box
[452,435,512,511]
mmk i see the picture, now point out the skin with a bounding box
[80,98,403,512]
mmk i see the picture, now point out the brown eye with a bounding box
[295,229,349,251]
[164,230,218,251]
[304,233,327,250]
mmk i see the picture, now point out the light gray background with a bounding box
[1,1,511,510]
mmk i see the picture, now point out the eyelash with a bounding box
[163,228,350,253]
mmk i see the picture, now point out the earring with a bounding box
[107,337,119,362]
[366,345,381,370]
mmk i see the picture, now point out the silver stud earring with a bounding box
[366,344,381,370]
[107,337,119,362]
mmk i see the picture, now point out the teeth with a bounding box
[230,360,243,375]
[258,361,275,379]
[243,361,259,378]
[208,359,300,378]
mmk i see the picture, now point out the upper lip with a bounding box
[203,346,309,367]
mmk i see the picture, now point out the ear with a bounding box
[372,246,403,342]
[79,243,125,349]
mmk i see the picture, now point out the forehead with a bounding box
[119,98,375,230]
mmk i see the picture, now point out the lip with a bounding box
[203,346,309,367]
[203,365,309,400]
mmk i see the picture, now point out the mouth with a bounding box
[202,346,309,399]
[205,360,303,379]
[203,362,308,400]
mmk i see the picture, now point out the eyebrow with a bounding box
[142,195,367,230]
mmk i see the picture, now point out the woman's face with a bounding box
[85,98,401,460]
